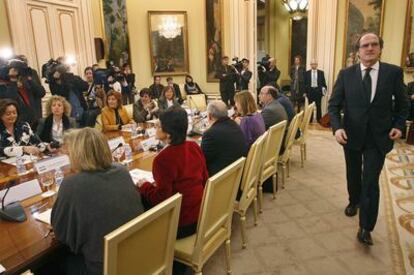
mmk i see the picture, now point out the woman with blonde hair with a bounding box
[48,128,144,275]
[36,95,77,146]
[234,91,265,148]
[101,90,134,132]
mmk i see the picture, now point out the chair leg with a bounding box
[225,239,232,274]
[272,173,277,199]
[240,214,247,249]
[258,185,263,213]
[282,163,287,189]
[300,144,305,168]
[253,197,258,226]
[304,143,307,160]
[287,160,290,178]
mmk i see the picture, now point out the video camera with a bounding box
[0,58,33,80]
[231,57,243,73]
[257,54,271,73]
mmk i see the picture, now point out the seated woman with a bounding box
[0,99,46,157]
[101,90,134,132]
[37,95,77,147]
[51,128,144,275]
[157,86,181,113]
[133,88,159,123]
[184,75,204,95]
[138,106,208,238]
[234,91,265,148]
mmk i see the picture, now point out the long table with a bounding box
[0,130,161,274]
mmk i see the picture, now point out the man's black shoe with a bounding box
[357,228,373,245]
[344,203,358,217]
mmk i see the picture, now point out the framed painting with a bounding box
[343,0,385,67]
[402,0,414,72]
[148,11,189,76]
[206,0,224,82]
[103,0,131,67]
[289,18,308,69]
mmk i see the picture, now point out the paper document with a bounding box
[0,179,42,206]
[129,169,154,185]
[1,154,38,166]
[0,264,5,273]
[33,208,52,225]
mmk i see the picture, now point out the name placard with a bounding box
[145,128,156,138]
[34,155,70,174]
[108,136,126,151]
[0,179,42,205]
[140,137,158,152]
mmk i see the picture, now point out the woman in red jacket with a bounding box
[138,106,208,238]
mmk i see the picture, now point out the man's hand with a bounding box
[335,129,348,145]
[389,128,402,140]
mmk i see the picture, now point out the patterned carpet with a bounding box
[383,142,414,275]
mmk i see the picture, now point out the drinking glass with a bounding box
[40,172,55,197]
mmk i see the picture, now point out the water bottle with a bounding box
[124,144,132,162]
[16,154,26,175]
[55,168,64,186]
[131,124,137,137]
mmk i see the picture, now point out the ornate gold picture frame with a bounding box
[402,0,414,72]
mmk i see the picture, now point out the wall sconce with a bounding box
[282,0,309,20]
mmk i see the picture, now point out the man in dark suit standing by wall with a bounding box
[201,100,247,176]
[328,33,409,245]
[304,59,327,122]
[216,56,237,107]
[290,55,306,113]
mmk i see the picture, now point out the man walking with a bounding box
[304,59,326,122]
[328,33,409,245]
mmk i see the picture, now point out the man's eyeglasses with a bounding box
[359,42,380,49]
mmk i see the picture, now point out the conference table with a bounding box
[0,126,189,274]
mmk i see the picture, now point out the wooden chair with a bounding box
[174,157,246,275]
[294,102,315,167]
[103,194,182,275]
[234,134,266,248]
[257,121,287,209]
[124,104,133,120]
[278,111,303,188]
[186,94,207,112]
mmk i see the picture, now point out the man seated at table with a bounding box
[259,85,288,130]
[201,100,247,176]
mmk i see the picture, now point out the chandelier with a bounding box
[158,16,182,39]
[282,0,309,20]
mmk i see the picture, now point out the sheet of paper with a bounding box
[140,137,158,152]
[0,179,42,205]
[33,208,52,225]
[0,264,5,273]
[129,168,154,185]
[145,128,156,138]
[34,155,70,174]
[108,136,126,151]
[1,154,38,166]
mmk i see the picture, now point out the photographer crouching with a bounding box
[0,58,46,128]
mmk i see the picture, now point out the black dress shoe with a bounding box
[357,228,373,245]
[344,203,358,217]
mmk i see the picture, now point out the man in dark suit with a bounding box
[148,76,164,100]
[236,58,252,91]
[216,56,237,107]
[166,76,183,104]
[407,79,414,121]
[290,55,306,112]
[263,58,281,88]
[328,33,409,245]
[259,85,288,130]
[304,59,327,122]
[201,101,247,176]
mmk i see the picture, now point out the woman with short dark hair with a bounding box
[138,106,208,238]
[132,88,159,122]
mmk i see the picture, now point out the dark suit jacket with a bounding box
[172,83,183,104]
[261,99,288,130]
[215,65,236,92]
[201,117,247,176]
[407,81,414,120]
[328,62,409,154]
[264,68,280,88]
[304,69,327,96]
[237,70,252,90]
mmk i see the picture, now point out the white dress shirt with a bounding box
[360,61,379,103]
[311,69,318,88]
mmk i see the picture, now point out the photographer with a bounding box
[83,67,106,127]
[121,63,136,105]
[0,59,45,127]
[215,56,237,107]
[48,63,88,125]
[263,58,281,88]
[235,58,252,91]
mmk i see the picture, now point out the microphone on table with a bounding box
[111,143,123,153]
[0,180,27,222]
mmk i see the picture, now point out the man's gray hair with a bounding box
[207,100,228,119]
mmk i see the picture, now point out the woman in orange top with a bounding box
[101,91,133,132]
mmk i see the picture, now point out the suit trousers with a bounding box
[343,135,385,231]
[307,88,322,121]
[220,89,235,106]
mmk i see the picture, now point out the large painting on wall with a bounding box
[290,18,308,68]
[343,0,385,67]
[103,0,131,67]
[206,0,224,82]
[148,11,189,76]
[402,0,414,71]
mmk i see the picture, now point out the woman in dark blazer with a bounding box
[37,95,77,146]
[157,86,181,113]
[132,88,159,123]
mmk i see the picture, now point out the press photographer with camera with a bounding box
[215,56,237,107]
[83,66,106,127]
[121,63,136,105]
[235,58,252,91]
[0,58,46,127]
[262,57,281,88]
[46,61,89,125]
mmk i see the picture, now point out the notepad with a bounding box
[129,169,154,185]
[33,208,52,225]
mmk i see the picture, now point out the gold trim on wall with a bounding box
[402,0,413,72]
[342,0,386,68]
[147,10,189,76]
